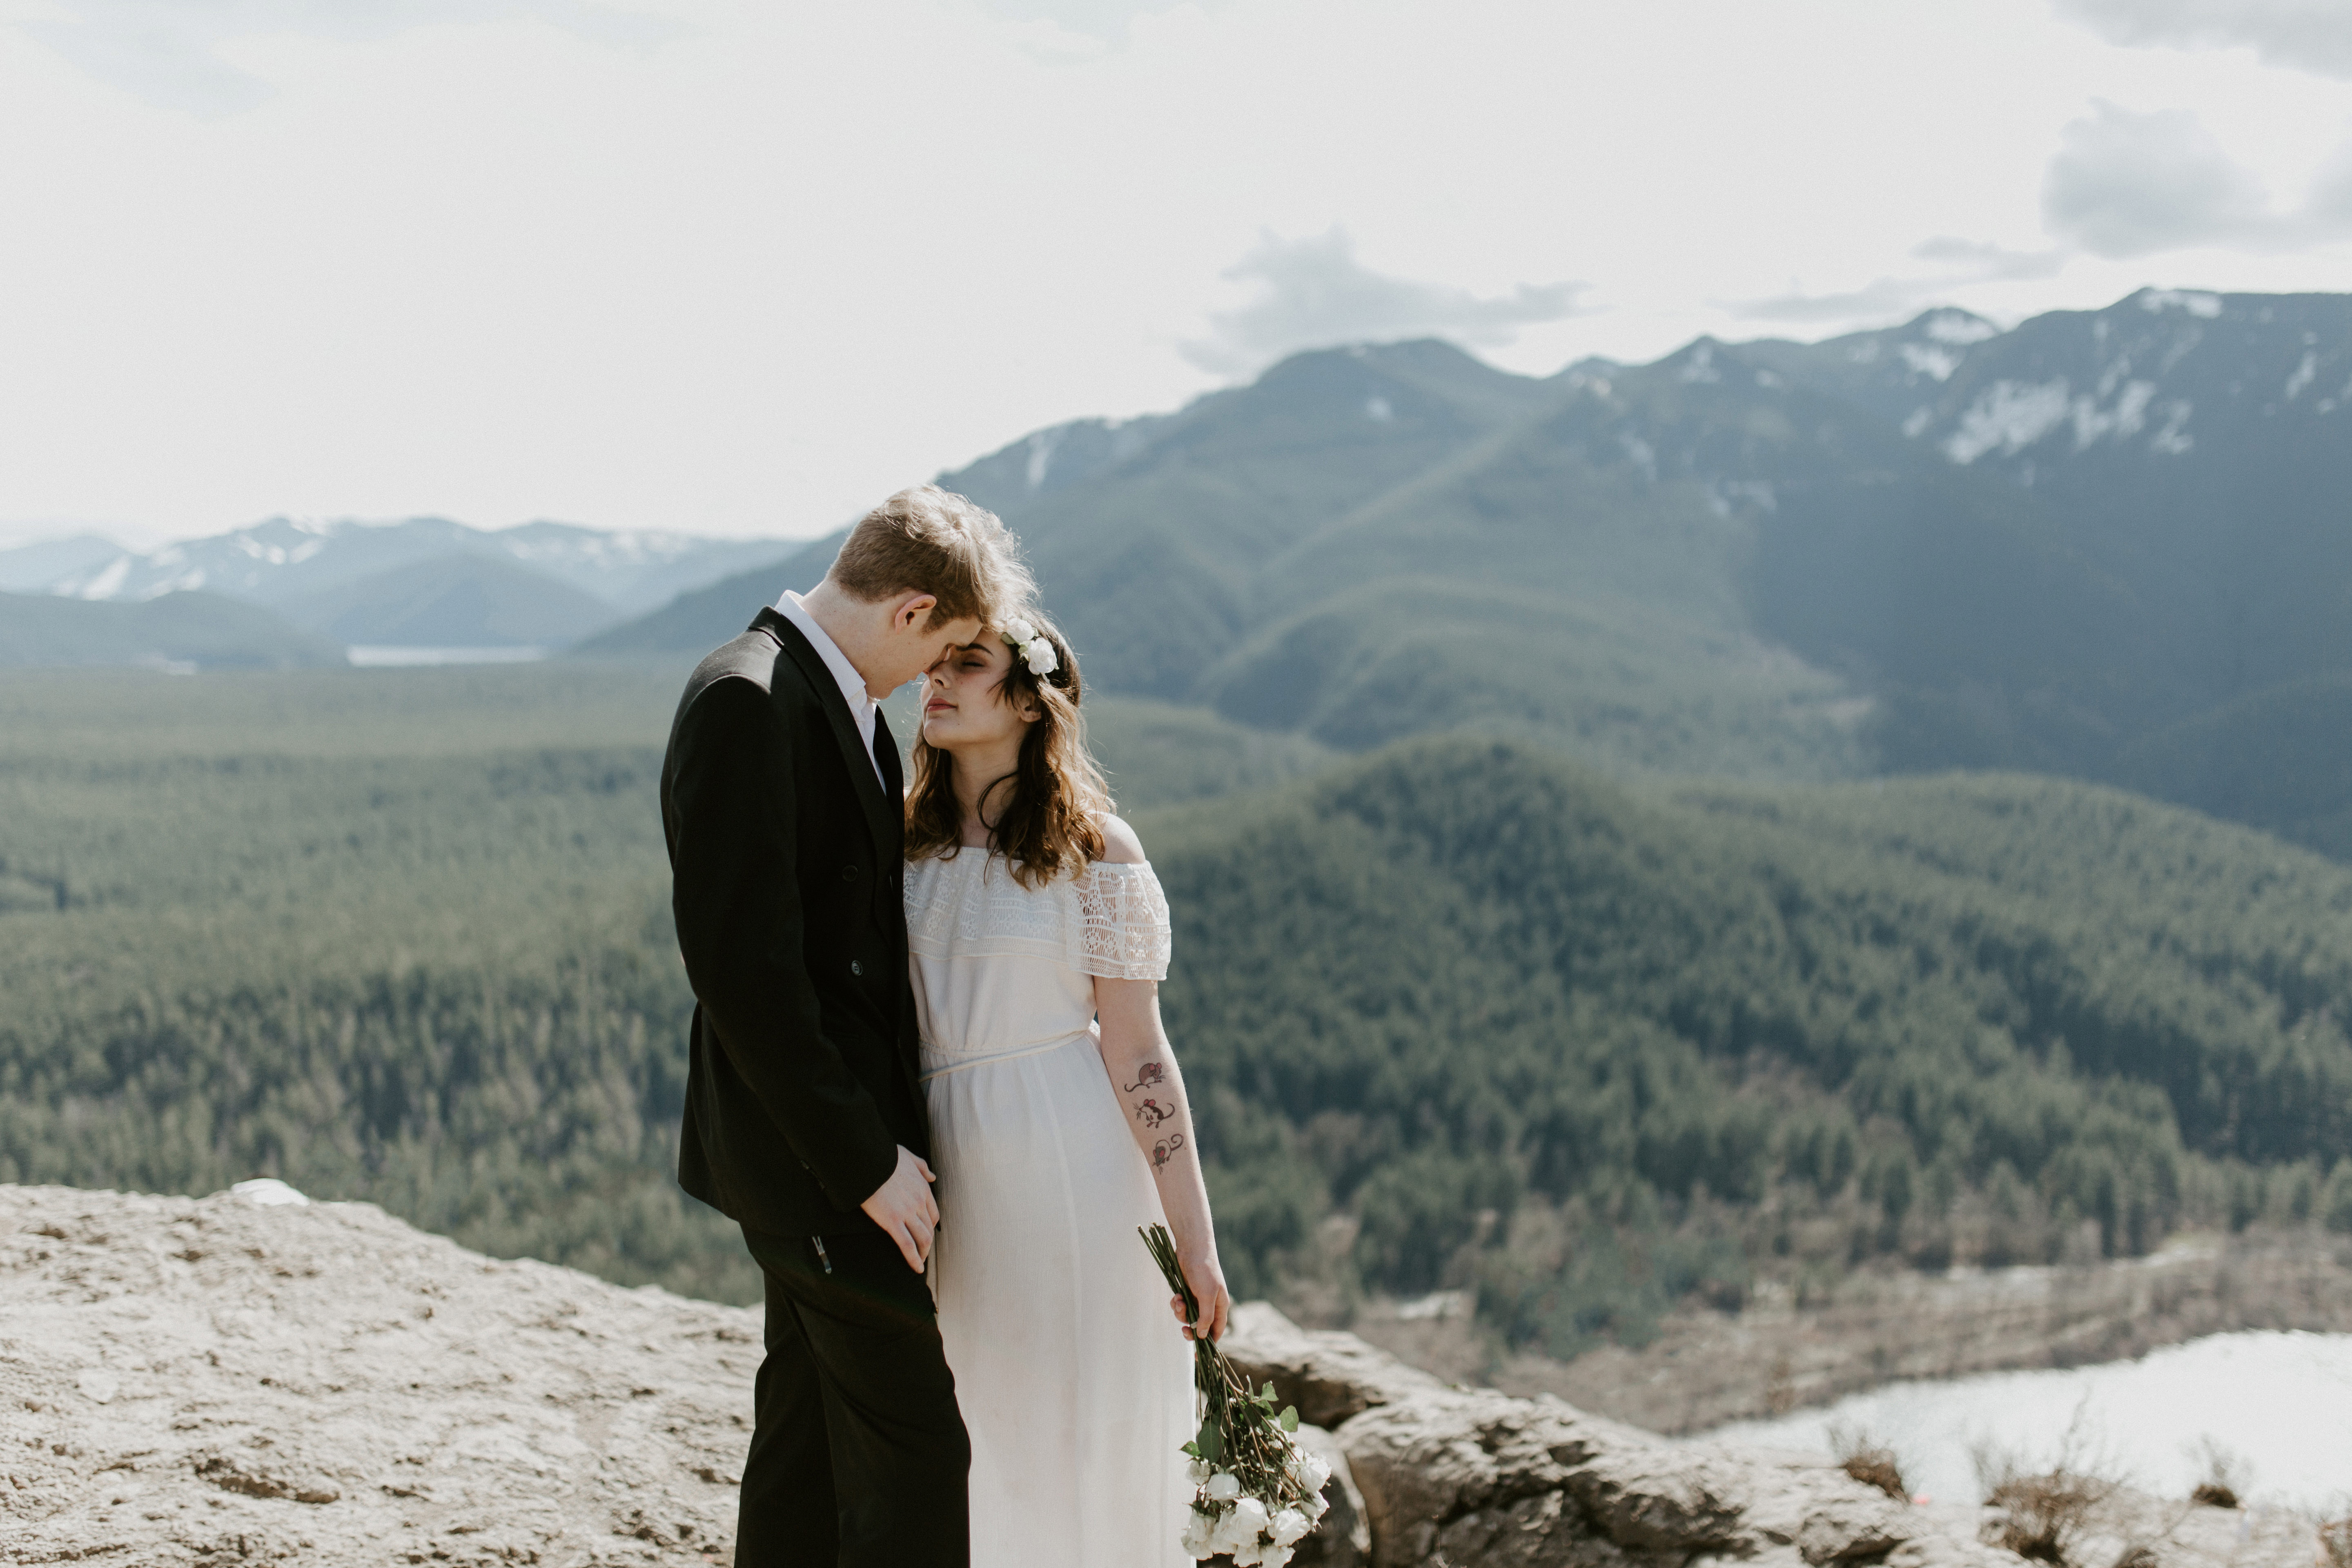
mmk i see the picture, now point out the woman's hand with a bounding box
[1168,1245,1232,1343]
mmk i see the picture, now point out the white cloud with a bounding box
[1181,227,1585,379]
[1727,238,2064,326]
[0,0,2348,547]
[2054,0,2352,80]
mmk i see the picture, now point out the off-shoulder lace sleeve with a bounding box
[1074,861,1172,980]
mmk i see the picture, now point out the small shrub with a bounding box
[1984,1471,2117,1564]
[2186,1435,2247,1510]
[1827,1421,1909,1501]
[1843,1450,1907,1501]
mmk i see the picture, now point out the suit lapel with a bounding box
[754,610,898,861]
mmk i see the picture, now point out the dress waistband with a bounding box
[918,1028,1096,1084]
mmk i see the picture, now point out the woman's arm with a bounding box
[1097,971,1230,1343]
[1089,811,1230,1343]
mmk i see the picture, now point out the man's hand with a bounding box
[860,1144,938,1273]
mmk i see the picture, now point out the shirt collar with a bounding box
[775,590,874,723]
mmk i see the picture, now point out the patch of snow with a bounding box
[1942,379,2071,463]
[1680,343,1722,384]
[1023,428,1062,491]
[1754,369,1783,389]
[2140,289,2223,319]
[345,647,548,667]
[73,555,131,600]
[1922,310,1999,346]
[2073,381,2157,449]
[1617,432,1658,481]
[1694,1330,2352,1512]
[1365,395,1394,421]
[2284,351,2318,401]
[1899,343,1961,382]
[139,570,207,599]
[2150,400,2194,455]
[231,1178,310,1207]
[1902,406,1934,439]
[1713,480,1778,513]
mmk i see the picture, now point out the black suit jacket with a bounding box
[662,608,928,1237]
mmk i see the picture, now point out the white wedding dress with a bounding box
[906,848,1194,1568]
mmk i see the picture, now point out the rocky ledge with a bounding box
[0,1185,2325,1568]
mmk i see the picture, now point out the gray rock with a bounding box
[1224,1300,1446,1430]
[1293,1421,1373,1566]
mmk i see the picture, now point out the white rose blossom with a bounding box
[1264,1547,1295,1568]
[1180,1506,1216,1559]
[1021,637,1058,676]
[1000,616,1038,646]
[1186,1457,1213,1485]
[1270,1506,1313,1546]
[1206,1471,1242,1501]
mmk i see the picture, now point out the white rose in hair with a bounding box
[1000,616,1038,646]
[1023,639,1058,676]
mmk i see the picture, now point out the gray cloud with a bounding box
[1182,228,1586,379]
[1725,238,2063,326]
[2054,0,2352,80]
[2041,102,2274,256]
[15,0,678,117]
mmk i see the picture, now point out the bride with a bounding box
[904,608,1230,1568]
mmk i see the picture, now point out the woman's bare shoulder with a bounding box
[1093,812,1147,865]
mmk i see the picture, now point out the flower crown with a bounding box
[1000,616,1060,678]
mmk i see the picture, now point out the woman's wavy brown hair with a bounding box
[904,611,1111,889]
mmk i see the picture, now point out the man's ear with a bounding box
[892,592,939,631]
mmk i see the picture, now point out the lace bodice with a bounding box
[903,851,1172,1069]
[904,852,1171,981]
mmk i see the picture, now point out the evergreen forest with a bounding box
[6,662,2351,1353]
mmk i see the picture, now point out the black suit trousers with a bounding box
[735,1225,969,1568]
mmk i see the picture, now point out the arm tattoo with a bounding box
[1150,1134,1186,1173]
[1124,1061,1167,1094]
[1134,1098,1175,1129]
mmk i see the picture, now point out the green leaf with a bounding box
[1280,1407,1299,1432]
[1197,1417,1224,1463]
[1181,1441,1200,1458]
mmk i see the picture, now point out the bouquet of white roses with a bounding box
[1141,1224,1334,1566]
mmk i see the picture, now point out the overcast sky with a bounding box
[2,0,2349,549]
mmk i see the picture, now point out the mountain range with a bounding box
[584,286,2352,851]
[0,517,803,666]
[9,287,2349,857]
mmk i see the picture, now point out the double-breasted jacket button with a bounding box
[850,960,864,977]
[841,864,858,882]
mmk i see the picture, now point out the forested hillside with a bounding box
[7,668,2349,1346]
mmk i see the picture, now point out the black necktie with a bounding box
[872,706,902,799]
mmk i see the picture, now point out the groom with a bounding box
[661,484,1030,1567]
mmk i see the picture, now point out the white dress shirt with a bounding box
[775,589,885,790]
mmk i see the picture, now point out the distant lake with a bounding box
[1691,1332,2352,1511]
[345,646,549,667]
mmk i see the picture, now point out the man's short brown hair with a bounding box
[827,484,1031,630]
